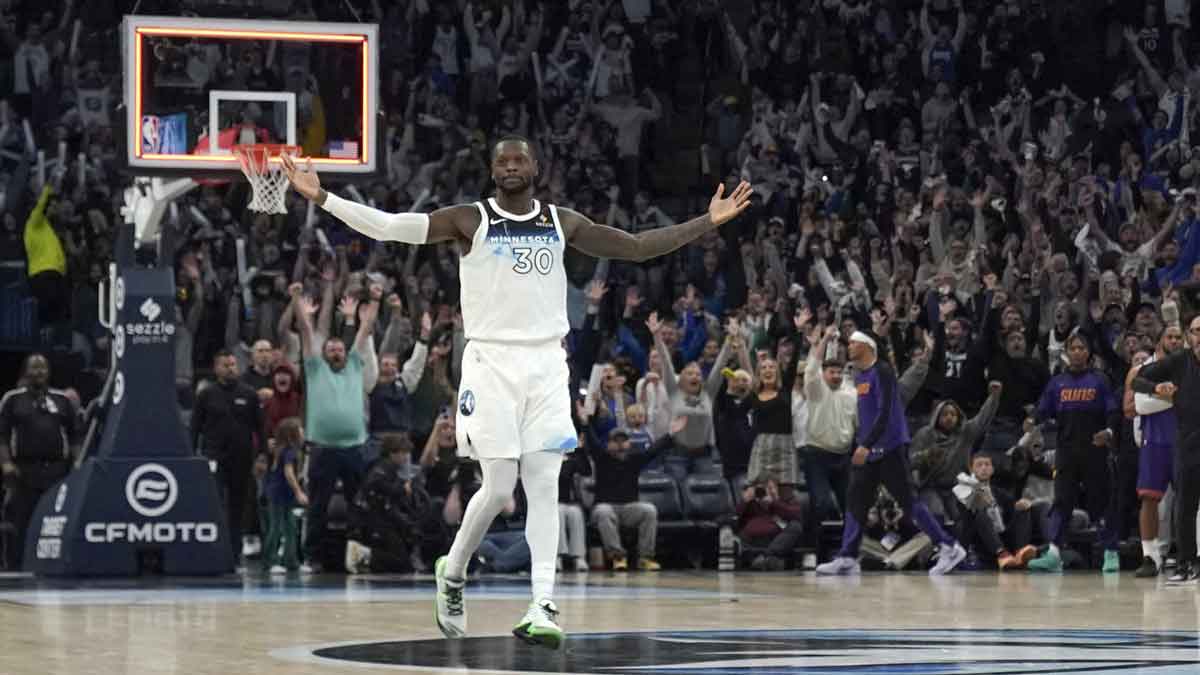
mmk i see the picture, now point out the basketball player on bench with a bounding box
[281,142,752,649]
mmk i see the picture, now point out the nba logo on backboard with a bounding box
[141,115,162,154]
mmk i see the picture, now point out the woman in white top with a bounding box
[636,348,673,440]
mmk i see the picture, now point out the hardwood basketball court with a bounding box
[2,570,1198,673]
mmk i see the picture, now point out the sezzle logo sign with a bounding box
[125,296,175,345]
[84,464,219,544]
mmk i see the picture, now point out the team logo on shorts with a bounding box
[459,390,476,416]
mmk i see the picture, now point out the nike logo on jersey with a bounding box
[489,218,506,225]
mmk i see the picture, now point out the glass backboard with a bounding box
[123,15,378,176]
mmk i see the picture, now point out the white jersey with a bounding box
[460,198,570,344]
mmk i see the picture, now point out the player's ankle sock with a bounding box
[1047,544,1060,558]
[1145,539,1162,566]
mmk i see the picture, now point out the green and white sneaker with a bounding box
[512,599,564,650]
[434,556,466,638]
[1028,547,1063,573]
[1102,550,1120,574]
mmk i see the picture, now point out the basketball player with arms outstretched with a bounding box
[280,140,752,649]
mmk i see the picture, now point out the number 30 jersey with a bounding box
[459,198,570,344]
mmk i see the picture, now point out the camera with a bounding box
[754,486,767,499]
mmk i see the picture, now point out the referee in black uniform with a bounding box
[0,354,82,570]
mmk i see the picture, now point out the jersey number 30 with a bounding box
[512,247,554,275]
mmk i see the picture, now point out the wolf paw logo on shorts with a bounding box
[459,390,476,416]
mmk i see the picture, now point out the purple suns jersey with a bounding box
[1138,356,1178,449]
[1036,369,1120,453]
[1141,404,1178,449]
[855,360,911,458]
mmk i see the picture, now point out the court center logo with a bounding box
[459,390,476,416]
[125,463,179,517]
[283,628,1200,673]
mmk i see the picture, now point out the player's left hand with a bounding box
[708,180,754,225]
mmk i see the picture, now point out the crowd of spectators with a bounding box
[3,0,1200,574]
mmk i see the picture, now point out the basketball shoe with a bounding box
[513,599,564,650]
[434,556,467,638]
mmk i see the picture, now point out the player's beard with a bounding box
[495,174,532,195]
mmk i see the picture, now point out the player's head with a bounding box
[1065,333,1090,371]
[323,337,347,371]
[491,135,538,196]
[1160,324,1184,355]
[22,353,49,389]
[847,332,876,364]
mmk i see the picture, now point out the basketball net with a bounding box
[233,144,301,214]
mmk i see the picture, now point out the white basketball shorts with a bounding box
[454,339,578,460]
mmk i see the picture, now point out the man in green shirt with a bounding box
[296,293,379,569]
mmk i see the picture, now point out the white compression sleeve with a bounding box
[1135,392,1173,416]
[320,192,430,243]
[520,450,564,603]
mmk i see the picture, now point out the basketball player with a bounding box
[280,143,752,648]
[1133,315,1200,584]
[1125,325,1183,578]
[817,331,970,576]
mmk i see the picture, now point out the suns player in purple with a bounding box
[817,331,968,576]
[1125,325,1183,578]
[1028,334,1123,573]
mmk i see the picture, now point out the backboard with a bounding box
[122,15,379,177]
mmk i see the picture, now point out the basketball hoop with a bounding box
[233,144,301,214]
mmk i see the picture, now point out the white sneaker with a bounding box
[434,556,467,638]
[929,542,967,576]
[242,535,262,557]
[345,540,371,575]
[269,565,287,575]
[815,556,861,576]
[512,599,564,650]
[298,563,315,575]
[573,558,590,573]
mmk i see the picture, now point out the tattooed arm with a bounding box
[560,181,753,262]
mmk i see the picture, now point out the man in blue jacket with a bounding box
[817,331,968,576]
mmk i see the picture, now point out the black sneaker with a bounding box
[1166,561,1198,585]
[1134,557,1159,578]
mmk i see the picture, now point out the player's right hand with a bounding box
[1155,382,1178,400]
[280,153,322,202]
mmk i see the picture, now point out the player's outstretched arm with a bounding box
[562,181,753,262]
[280,153,476,246]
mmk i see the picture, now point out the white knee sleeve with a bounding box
[445,459,519,579]
[521,451,564,602]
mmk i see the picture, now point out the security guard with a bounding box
[192,349,265,564]
[0,354,82,570]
